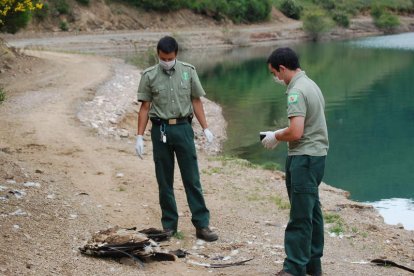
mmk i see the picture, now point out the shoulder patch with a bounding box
[179,61,195,70]
[141,65,157,75]
[288,92,299,105]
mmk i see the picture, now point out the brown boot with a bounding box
[195,227,218,242]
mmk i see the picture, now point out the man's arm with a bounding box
[137,101,151,135]
[192,97,208,130]
[275,116,304,141]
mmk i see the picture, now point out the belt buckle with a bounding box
[168,119,177,125]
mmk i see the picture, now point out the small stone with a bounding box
[23,182,41,188]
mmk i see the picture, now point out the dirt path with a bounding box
[0,49,413,275]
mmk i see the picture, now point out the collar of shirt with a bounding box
[286,71,306,94]
[160,64,176,76]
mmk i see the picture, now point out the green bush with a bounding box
[0,88,5,103]
[0,10,32,34]
[244,0,271,22]
[33,2,49,21]
[76,0,90,6]
[370,3,401,32]
[279,0,302,20]
[332,10,349,27]
[371,3,384,19]
[135,0,184,11]
[60,20,69,31]
[120,0,271,23]
[190,0,229,21]
[53,0,70,14]
[225,0,247,23]
[375,12,400,32]
[303,9,333,41]
[313,0,335,10]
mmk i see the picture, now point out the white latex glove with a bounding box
[203,128,214,143]
[260,129,283,149]
[135,135,144,159]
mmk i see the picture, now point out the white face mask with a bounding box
[159,59,176,70]
[273,75,286,86]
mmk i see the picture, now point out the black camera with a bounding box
[260,133,265,141]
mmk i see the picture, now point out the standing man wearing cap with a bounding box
[135,36,218,242]
[261,47,329,276]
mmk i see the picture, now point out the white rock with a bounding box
[23,182,41,188]
[10,209,27,216]
[230,249,239,256]
[196,239,205,246]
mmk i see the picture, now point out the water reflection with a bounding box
[370,198,414,230]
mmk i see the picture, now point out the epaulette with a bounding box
[141,65,157,75]
[179,61,195,70]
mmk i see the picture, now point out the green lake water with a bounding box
[176,33,414,230]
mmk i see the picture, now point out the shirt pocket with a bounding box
[179,80,191,101]
[152,85,168,104]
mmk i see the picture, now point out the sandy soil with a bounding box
[0,21,413,276]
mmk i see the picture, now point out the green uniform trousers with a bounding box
[283,155,326,276]
[151,121,210,231]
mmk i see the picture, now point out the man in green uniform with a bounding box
[261,47,329,276]
[135,36,218,242]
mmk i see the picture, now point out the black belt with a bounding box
[150,116,192,125]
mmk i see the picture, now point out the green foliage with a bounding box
[0,88,5,103]
[173,231,184,239]
[222,0,271,23]
[275,0,412,28]
[270,195,290,209]
[190,0,229,20]
[127,47,157,69]
[279,0,302,19]
[244,0,272,22]
[371,3,385,19]
[375,12,400,31]
[324,212,341,223]
[332,10,350,27]
[76,0,90,6]
[302,9,333,41]
[123,0,271,23]
[134,0,185,11]
[324,212,345,235]
[260,161,281,171]
[371,3,400,32]
[312,0,335,10]
[330,223,344,235]
[60,20,69,31]
[53,0,70,14]
[0,10,31,33]
[33,2,49,21]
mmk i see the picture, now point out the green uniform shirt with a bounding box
[286,71,329,156]
[137,60,206,119]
